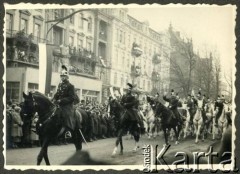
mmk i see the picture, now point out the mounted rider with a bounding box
[186,94,195,123]
[120,83,141,127]
[214,95,225,127]
[163,89,183,125]
[195,91,207,122]
[52,65,80,130]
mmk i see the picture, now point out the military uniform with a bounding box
[121,92,139,123]
[53,67,76,130]
[214,96,224,125]
[163,92,182,123]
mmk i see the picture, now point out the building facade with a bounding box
[5,8,171,104]
[98,8,170,98]
[6,9,102,104]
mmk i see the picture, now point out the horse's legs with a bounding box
[119,136,123,155]
[72,129,82,151]
[184,121,189,139]
[43,145,50,165]
[163,128,168,146]
[195,122,201,144]
[37,138,51,165]
[132,129,140,152]
[173,127,179,145]
[112,129,123,156]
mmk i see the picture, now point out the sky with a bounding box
[127,5,236,76]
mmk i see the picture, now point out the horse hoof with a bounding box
[175,141,179,145]
[195,141,198,144]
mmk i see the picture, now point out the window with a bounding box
[69,36,74,46]
[69,9,74,24]
[28,83,39,92]
[114,72,117,84]
[6,82,20,103]
[6,13,13,31]
[143,80,145,90]
[79,13,84,28]
[20,18,28,33]
[87,42,92,51]
[88,17,92,32]
[121,75,124,86]
[119,30,123,43]
[34,23,41,40]
[53,27,63,45]
[78,37,83,48]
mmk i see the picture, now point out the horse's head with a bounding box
[22,91,54,117]
[146,95,156,109]
[22,92,37,117]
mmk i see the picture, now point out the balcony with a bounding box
[152,71,160,81]
[6,30,40,67]
[69,47,97,63]
[152,54,161,64]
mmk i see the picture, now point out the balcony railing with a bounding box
[6,29,46,43]
[69,47,97,62]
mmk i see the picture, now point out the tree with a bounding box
[212,52,221,98]
[167,27,196,96]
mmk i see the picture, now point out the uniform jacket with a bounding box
[121,92,139,121]
[53,80,77,130]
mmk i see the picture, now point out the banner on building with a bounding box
[38,43,53,95]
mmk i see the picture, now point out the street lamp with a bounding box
[131,42,143,86]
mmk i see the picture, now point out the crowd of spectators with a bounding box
[6,99,120,149]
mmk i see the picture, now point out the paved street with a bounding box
[6,134,219,165]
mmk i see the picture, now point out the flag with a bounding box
[39,43,53,95]
[99,57,107,67]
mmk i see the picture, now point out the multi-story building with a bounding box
[98,8,170,98]
[6,8,102,104]
[5,7,171,104]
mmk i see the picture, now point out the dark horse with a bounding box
[146,96,181,145]
[22,91,88,165]
[109,99,140,156]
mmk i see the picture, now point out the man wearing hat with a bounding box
[214,95,224,127]
[163,89,183,125]
[120,83,140,140]
[52,65,76,130]
[187,94,195,123]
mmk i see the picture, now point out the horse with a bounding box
[217,103,229,140]
[21,91,88,165]
[142,103,161,139]
[109,99,141,156]
[193,99,205,144]
[178,103,193,139]
[146,96,181,146]
[204,102,216,140]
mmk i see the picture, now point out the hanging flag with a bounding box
[99,57,107,67]
[39,43,53,95]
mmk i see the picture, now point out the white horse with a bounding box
[179,104,192,139]
[217,103,229,140]
[204,102,216,140]
[142,103,160,139]
[193,99,204,143]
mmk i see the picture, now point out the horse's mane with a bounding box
[32,91,54,107]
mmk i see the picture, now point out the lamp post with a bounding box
[131,42,143,86]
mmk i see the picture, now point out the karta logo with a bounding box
[142,145,238,173]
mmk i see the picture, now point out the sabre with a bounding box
[79,129,89,148]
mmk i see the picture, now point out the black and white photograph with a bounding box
[3,3,236,172]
